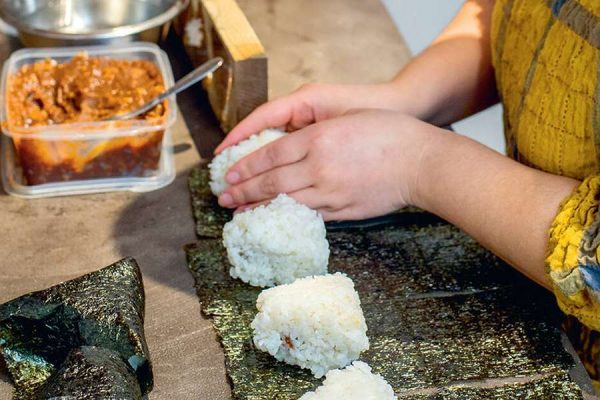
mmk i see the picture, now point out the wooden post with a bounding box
[175,0,268,133]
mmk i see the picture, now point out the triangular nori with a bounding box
[0,257,152,399]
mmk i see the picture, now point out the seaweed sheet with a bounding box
[187,167,585,399]
[0,257,152,399]
[189,167,232,238]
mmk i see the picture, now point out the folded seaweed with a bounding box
[0,257,152,400]
[37,346,142,399]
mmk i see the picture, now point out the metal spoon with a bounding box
[105,57,224,121]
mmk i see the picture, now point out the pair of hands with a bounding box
[214,83,440,221]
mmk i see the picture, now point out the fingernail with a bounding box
[226,171,240,184]
[219,193,234,207]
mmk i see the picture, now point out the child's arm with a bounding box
[415,125,600,334]
[414,125,578,289]
[391,0,498,126]
[216,0,497,153]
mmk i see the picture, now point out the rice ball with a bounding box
[223,194,329,287]
[299,361,396,400]
[209,128,286,195]
[251,273,369,377]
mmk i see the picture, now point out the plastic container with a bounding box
[0,42,177,198]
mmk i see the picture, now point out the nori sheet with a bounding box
[186,166,586,399]
[399,372,583,399]
[0,257,152,399]
[189,167,232,238]
[186,231,584,399]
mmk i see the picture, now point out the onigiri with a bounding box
[223,194,329,287]
[299,361,397,400]
[251,273,369,377]
[209,128,286,195]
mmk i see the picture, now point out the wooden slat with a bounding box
[201,0,265,61]
[175,0,268,132]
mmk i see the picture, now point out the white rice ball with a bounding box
[251,273,369,377]
[209,128,286,195]
[299,361,397,400]
[223,194,329,287]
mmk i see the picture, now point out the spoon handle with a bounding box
[159,57,224,103]
[109,57,224,121]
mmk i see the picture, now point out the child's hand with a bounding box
[217,109,440,221]
[214,83,402,154]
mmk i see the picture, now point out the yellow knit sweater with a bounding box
[492,0,600,382]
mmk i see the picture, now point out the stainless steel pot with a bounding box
[0,0,189,47]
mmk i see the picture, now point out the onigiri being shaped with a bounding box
[209,129,286,196]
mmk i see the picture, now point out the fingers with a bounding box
[234,187,334,216]
[235,196,365,223]
[280,187,332,212]
[215,89,318,154]
[225,128,313,185]
[219,161,313,208]
[215,99,293,154]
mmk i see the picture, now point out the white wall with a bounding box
[383,0,463,55]
[382,0,505,154]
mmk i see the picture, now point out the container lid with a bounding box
[1,130,176,198]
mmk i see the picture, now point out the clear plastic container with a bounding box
[0,42,177,198]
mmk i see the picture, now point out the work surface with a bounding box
[0,1,408,399]
[1,1,596,398]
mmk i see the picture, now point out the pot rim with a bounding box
[0,0,189,41]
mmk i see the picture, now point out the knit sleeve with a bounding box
[546,176,600,331]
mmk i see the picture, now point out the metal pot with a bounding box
[0,0,190,47]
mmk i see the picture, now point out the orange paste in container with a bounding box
[6,53,168,185]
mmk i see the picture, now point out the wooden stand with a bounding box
[175,0,268,133]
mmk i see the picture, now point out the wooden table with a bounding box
[0,1,409,398]
[2,1,596,398]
